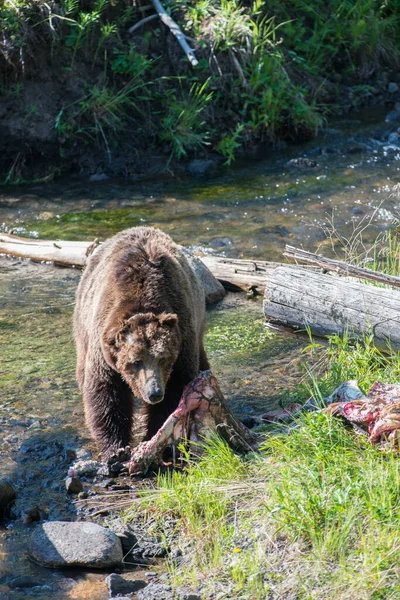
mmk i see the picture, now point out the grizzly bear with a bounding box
[73,226,210,456]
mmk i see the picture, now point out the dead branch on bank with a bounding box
[128,0,198,66]
[284,245,400,289]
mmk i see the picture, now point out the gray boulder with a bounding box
[29,521,123,568]
[181,247,225,305]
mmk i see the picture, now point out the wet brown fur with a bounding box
[73,226,209,456]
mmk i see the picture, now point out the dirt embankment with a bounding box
[1,0,400,183]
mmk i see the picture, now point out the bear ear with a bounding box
[101,324,127,368]
[159,313,178,329]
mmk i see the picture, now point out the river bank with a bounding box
[1,0,400,182]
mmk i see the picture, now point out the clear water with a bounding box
[1,107,400,598]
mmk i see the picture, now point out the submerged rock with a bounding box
[9,576,46,589]
[106,573,147,597]
[29,521,123,568]
[209,237,233,248]
[187,159,217,177]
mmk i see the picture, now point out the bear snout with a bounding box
[147,389,164,404]
[143,378,164,405]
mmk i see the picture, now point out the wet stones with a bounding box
[65,476,83,494]
[108,518,167,559]
[286,157,318,168]
[29,521,123,568]
[137,583,174,600]
[0,480,15,516]
[106,573,147,597]
[68,459,102,476]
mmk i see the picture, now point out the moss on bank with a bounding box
[1,0,399,180]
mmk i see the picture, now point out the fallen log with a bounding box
[0,233,281,292]
[264,265,400,351]
[0,233,99,268]
[284,245,400,289]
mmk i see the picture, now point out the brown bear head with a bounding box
[103,312,180,404]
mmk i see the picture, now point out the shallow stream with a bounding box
[1,107,400,599]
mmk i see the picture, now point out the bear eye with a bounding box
[128,360,143,371]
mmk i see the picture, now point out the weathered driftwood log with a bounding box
[129,371,259,474]
[0,233,98,267]
[284,245,400,289]
[264,265,400,351]
[200,256,285,291]
[0,233,280,292]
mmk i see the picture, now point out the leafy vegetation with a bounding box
[1,0,399,174]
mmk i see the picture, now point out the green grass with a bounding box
[128,389,400,598]
[128,410,400,598]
